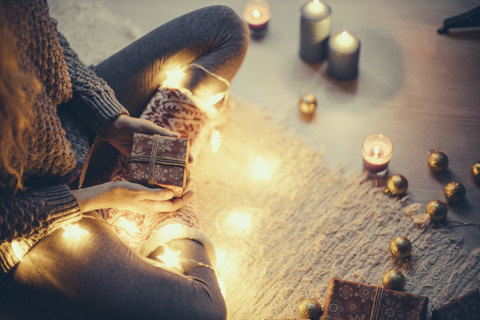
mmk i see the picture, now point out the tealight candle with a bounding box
[362,134,393,177]
[243,0,271,37]
[298,93,317,121]
[328,31,361,80]
[299,0,332,63]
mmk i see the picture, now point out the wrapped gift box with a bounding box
[320,278,428,320]
[431,289,480,320]
[127,133,188,197]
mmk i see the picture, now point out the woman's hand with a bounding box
[71,181,193,214]
[103,114,178,156]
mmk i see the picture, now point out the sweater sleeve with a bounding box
[57,30,129,134]
[0,185,82,243]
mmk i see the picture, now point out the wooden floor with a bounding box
[105,0,480,250]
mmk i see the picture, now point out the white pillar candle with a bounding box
[243,0,271,37]
[299,0,332,63]
[362,134,393,177]
[328,31,361,80]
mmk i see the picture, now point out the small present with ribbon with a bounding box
[320,278,428,320]
[127,133,188,197]
[431,289,480,320]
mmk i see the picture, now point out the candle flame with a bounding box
[313,0,320,6]
[250,156,274,181]
[63,224,89,241]
[157,246,182,270]
[373,145,380,158]
[252,9,261,19]
[210,129,221,154]
[163,66,185,88]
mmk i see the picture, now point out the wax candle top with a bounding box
[329,31,359,54]
[243,0,271,25]
[301,0,330,21]
[362,134,393,165]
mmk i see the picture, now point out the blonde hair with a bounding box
[0,4,41,191]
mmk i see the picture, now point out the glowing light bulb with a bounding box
[226,211,252,233]
[157,246,182,270]
[217,274,227,299]
[210,129,221,154]
[197,93,223,119]
[11,240,28,261]
[215,249,227,269]
[250,156,274,181]
[203,93,224,108]
[63,224,89,241]
[116,217,140,235]
[163,66,185,88]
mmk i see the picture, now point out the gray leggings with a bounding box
[1,6,249,320]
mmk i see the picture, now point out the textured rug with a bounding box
[50,1,480,319]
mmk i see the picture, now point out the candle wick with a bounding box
[373,145,381,158]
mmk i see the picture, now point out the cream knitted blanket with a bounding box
[50,1,480,318]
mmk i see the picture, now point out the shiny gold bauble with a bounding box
[389,236,412,259]
[384,174,408,196]
[444,181,466,204]
[472,161,480,184]
[297,298,323,320]
[425,200,448,222]
[298,94,317,122]
[427,151,449,173]
[382,269,406,291]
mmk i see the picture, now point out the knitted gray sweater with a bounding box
[0,0,128,273]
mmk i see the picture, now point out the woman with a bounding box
[0,0,249,318]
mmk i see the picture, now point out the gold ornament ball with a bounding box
[444,181,466,204]
[299,94,317,122]
[425,200,448,222]
[427,151,449,173]
[384,174,408,196]
[297,298,323,320]
[382,269,406,291]
[389,236,412,259]
[472,161,480,184]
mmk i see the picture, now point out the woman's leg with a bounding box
[84,5,248,187]
[95,5,248,116]
[2,213,225,320]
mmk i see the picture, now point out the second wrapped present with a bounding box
[321,278,428,320]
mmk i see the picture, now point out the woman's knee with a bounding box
[196,5,250,53]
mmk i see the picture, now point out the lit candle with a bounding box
[299,0,332,63]
[243,0,271,38]
[362,134,393,177]
[327,31,361,80]
[298,93,317,121]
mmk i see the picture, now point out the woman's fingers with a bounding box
[111,181,174,200]
[142,191,194,214]
[108,181,193,214]
[136,118,179,137]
